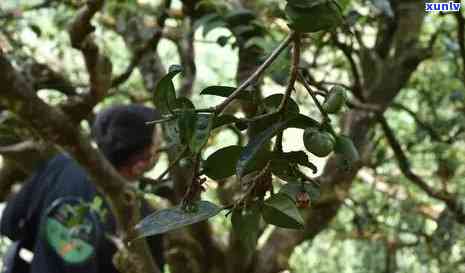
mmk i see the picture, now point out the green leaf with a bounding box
[262,193,304,229]
[271,151,317,177]
[231,203,261,252]
[194,13,226,37]
[285,1,343,33]
[224,10,256,26]
[153,65,182,114]
[190,113,214,153]
[250,112,318,136]
[134,201,221,238]
[177,109,197,145]
[287,114,320,129]
[279,183,320,202]
[287,0,327,9]
[172,97,195,110]
[204,145,243,180]
[236,120,289,178]
[200,86,252,101]
[212,114,240,129]
[232,25,256,37]
[278,151,317,173]
[194,13,220,30]
[164,119,182,147]
[262,94,300,113]
[270,158,303,182]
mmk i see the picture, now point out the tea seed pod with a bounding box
[323,86,347,114]
[303,128,335,157]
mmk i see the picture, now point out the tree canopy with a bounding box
[0,0,465,273]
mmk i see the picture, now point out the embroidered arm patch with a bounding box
[41,197,101,265]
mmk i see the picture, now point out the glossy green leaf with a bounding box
[287,0,327,9]
[250,112,318,136]
[200,86,252,101]
[193,13,226,37]
[190,113,214,153]
[172,97,195,110]
[262,193,304,229]
[177,109,197,145]
[212,114,239,129]
[204,145,243,180]
[235,121,248,131]
[134,201,221,238]
[285,1,343,33]
[236,120,289,178]
[273,151,317,174]
[287,114,320,129]
[224,10,256,26]
[322,86,348,114]
[279,183,320,202]
[163,119,182,147]
[153,65,182,114]
[270,158,303,182]
[262,94,300,113]
[231,203,261,252]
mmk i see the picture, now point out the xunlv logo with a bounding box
[425,1,461,12]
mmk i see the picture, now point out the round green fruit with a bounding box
[303,128,335,157]
[323,86,347,114]
[334,135,360,163]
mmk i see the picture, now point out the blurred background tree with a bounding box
[0,0,464,273]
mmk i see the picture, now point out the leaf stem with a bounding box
[213,32,296,114]
[298,72,330,122]
[154,146,188,183]
[278,32,301,112]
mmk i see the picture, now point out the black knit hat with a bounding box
[92,104,161,167]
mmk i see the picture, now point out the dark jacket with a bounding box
[0,154,164,273]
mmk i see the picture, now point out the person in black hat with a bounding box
[0,104,165,273]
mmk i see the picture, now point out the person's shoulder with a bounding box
[49,153,97,194]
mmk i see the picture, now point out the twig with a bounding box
[66,0,112,121]
[213,32,295,114]
[278,33,301,112]
[146,116,176,125]
[298,72,330,122]
[377,114,465,223]
[332,36,363,100]
[153,146,188,183]
[111,0,172,87]
[0,140,37,154]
